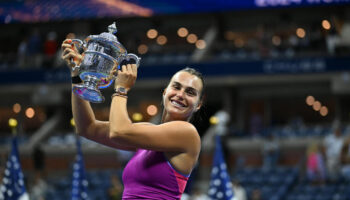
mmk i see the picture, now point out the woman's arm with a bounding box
[62,39,135,151]
[109,64,200,154]
[71,92,135,151]
[109,96,201,154]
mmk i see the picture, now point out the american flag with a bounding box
[208,135,234,200]
[71,137,89,200]
[0,137,29,200]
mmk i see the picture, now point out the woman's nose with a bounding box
[175,89,185,99]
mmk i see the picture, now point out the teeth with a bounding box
[171,100,184,107]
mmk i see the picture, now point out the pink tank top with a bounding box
[122,149,190,199]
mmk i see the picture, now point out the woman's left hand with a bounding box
[113,64,138,91]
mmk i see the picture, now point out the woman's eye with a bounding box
[187,91,196,96]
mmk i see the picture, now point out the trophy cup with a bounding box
[70,22,141,103]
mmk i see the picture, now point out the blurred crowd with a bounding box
[1,112,350,200]
[0,14,350,71]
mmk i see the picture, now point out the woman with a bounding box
[61,39,204,199]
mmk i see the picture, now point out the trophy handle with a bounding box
[70,39,84,71]
[125,53,141,68]
[99,54,141,89]
[118,53,141,70]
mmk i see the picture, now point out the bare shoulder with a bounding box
[135,122,154,126]
[162,120,198,131]
[137,121,199,142]
[137,121,197,132]
[164,121,201,147]
[140,120,201,150]
[114,120,201,153]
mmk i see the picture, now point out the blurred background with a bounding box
[0,0,350,200]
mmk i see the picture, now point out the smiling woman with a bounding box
[161,68,204,122]
[61,38,205,199]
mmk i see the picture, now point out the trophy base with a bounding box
[80,71,113,89]
[80,72,107,81]
[73,85,105,103]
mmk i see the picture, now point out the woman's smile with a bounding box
[170,99,187,109]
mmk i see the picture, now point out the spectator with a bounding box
[43,31,58,68]
[251,189,262,200]
[262,134,280,169]
[249,113,263,137]
[29,172,48,200]
[340,137,350,181]
[0,166,4,200]
[191,187,210,200]
[232,179,247,200]
[326,15,350,55]
[27,28,43,68]
[180,193,190,200]
[306,142,326,184]
[17,36,28,69]
[322,127,344,181]
[32,145,45,172]
[108,174,123,200]
[54,33,76,68]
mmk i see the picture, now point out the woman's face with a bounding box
[163,71,203,121]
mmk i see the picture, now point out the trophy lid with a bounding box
[86,22,127,54]
[98,22,118,41]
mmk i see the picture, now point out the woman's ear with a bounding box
[196,100,202,111]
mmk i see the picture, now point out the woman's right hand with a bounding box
[61,39,83,77]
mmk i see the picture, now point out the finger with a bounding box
[61,39,72,48]
[122,65,127,73]
[111,63,117,71]
[62,52,76,62]
[61,44,78,54]
[62,53,75,63]
[63,39,72,44]
[126,64,133,74]
[61,43,73,49]
[61,53,72,62]
[131,64,137,75]
[62,48,74,56]
[110,64,118,76]
[112,68,118,76]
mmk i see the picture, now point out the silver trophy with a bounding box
[70,22,141,103]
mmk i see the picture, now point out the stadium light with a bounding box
[147,29,158,39]
[322,20,331,30]
[8,118,18,128]
[138,44,148,54]
[320,106,328,116]
[13,103,21,114]
[209,116,218,125]
[25,107,35,119]
[177,27,189,37]
[146,105,158,116]
[312,101,321,111]
[187,33,198,44]
[132,113,143,121]
[156,35,167,45]
[195,40,206,49]
[296,28,306,38]
[70,118,76,127]
[306,95,315,106]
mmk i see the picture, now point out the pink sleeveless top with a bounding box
[122,149,190,199]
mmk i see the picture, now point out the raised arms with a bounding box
[61,39,135,151]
